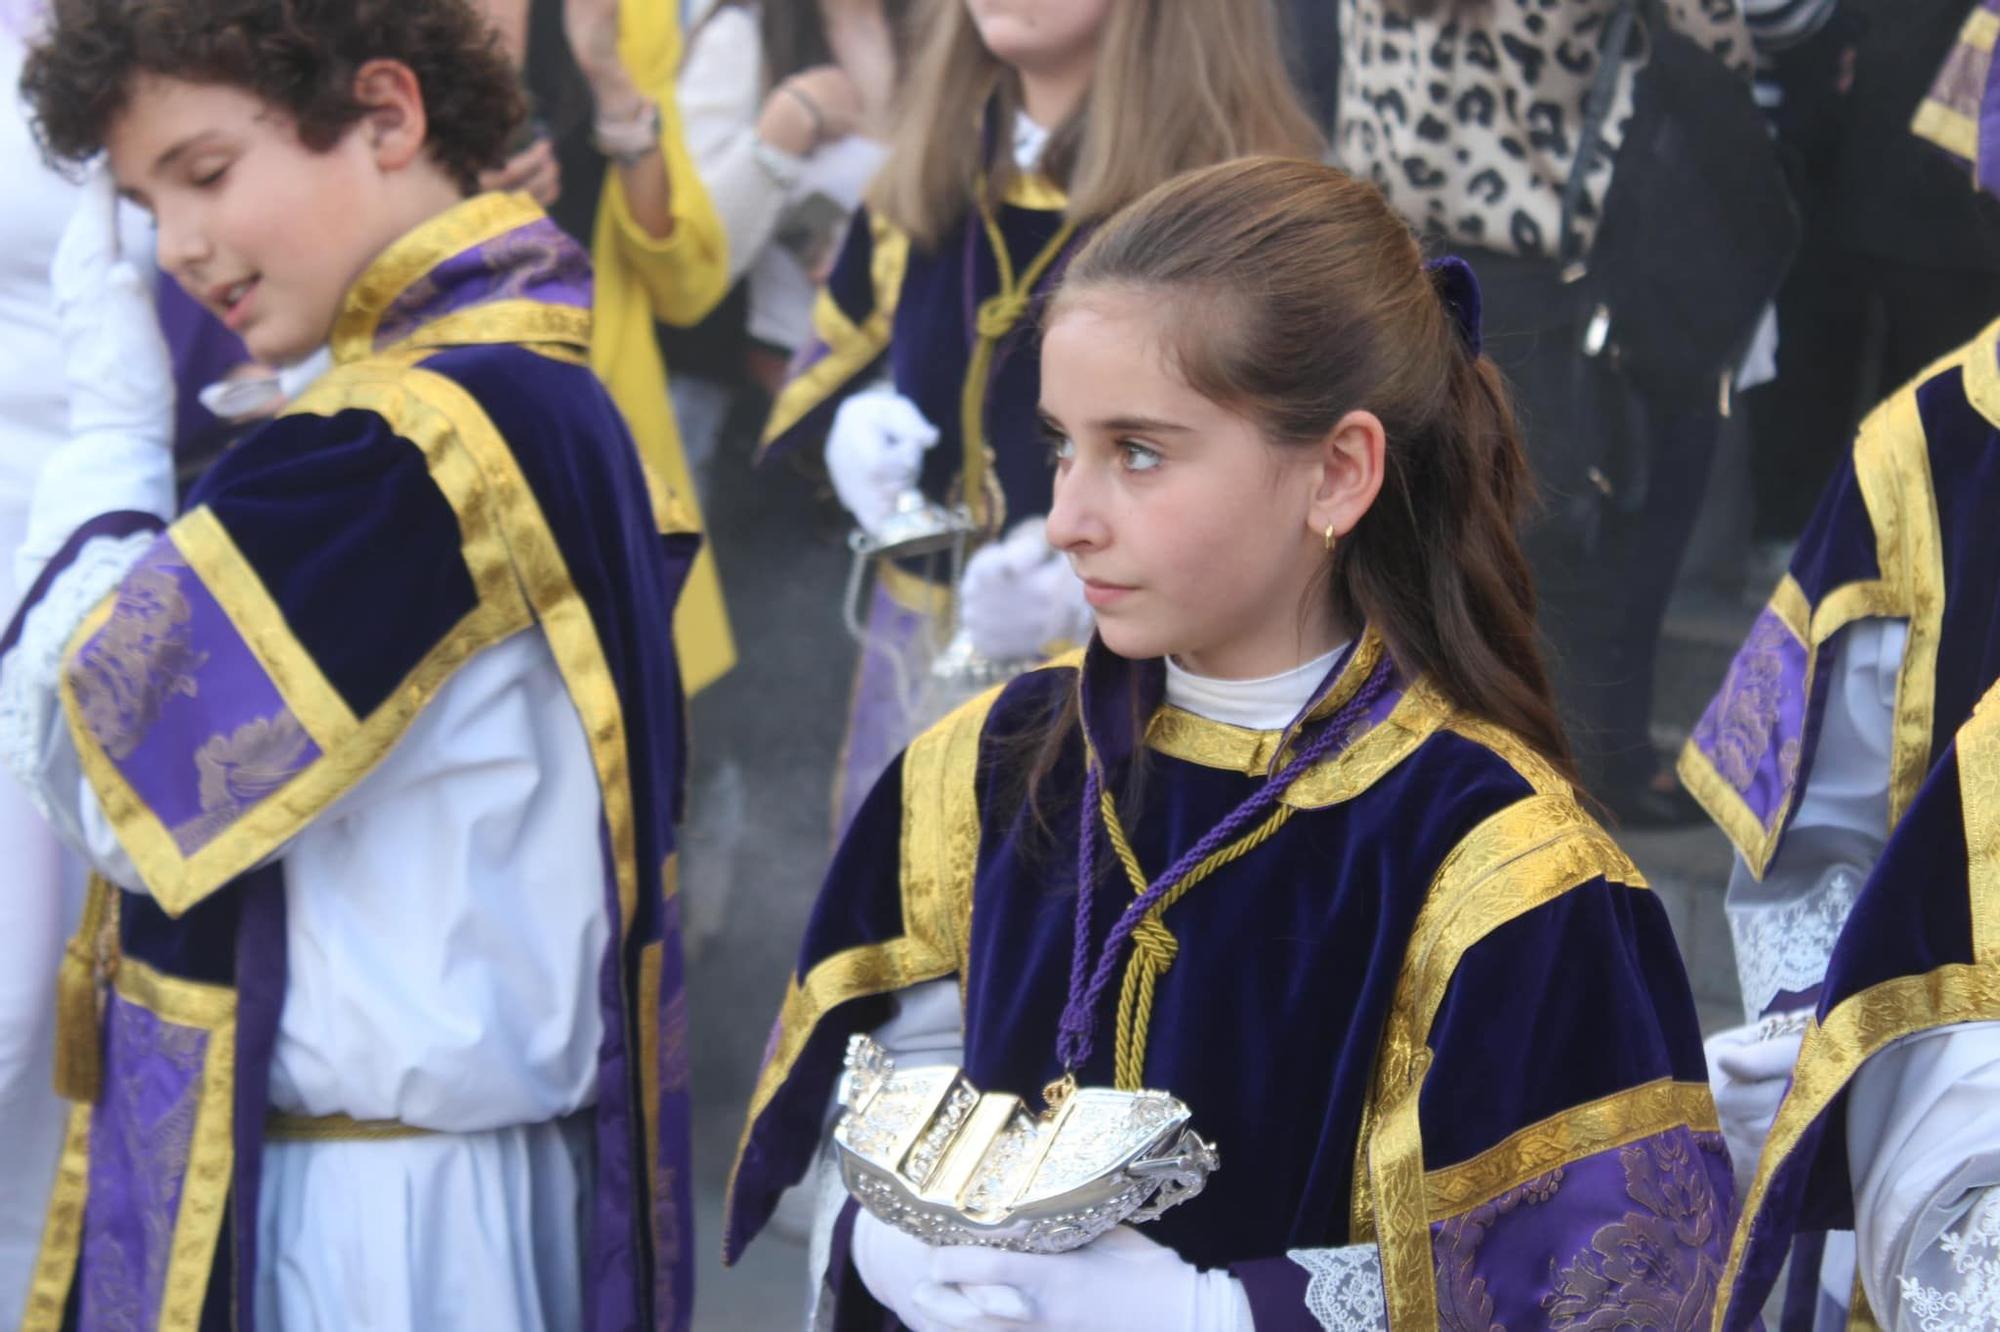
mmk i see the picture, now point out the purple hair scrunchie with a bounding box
[1424,254,1483,359]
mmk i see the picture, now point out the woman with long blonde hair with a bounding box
[760,0,1323,833]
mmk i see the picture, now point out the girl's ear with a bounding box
[1307,409,1386,543]
[352,59,429,172]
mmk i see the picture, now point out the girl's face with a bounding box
[1040,292,1343,680]
[965,0,1113,77]
[106,75,419,366]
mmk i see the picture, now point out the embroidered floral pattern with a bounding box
[1543,1135,1725,1330]
[1899,1189,2000,1331]
[1689,609,1805,827]
[69,555,208,761]
[169,710,314,854]
[1434,1170,1565,1331]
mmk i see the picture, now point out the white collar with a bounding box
[1161,645,1347,731]
[1012,111,1050,172]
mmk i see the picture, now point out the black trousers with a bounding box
[1469,248,1723,798]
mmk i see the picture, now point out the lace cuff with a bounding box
[1728,859,1863,1020]
[1234,1243,1388,1331]
[1897,1188,2000,1330]
[0,528,157,844]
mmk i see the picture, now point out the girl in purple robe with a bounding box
[759,0,1324,834]
[727,156,1737,1330]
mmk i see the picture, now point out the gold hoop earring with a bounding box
[1322,523,1336,553]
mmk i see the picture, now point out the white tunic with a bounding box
[0,405,610,1329]
[0,24,87,1327]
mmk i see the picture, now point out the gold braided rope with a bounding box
[960,200,1078,532]
[1098,784,1298,1090]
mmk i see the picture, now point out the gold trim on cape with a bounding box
[65,366,538,917]
[1679,325,1962,878]
[759,213,911,453]
[724,679,1003,1251]
[19,1104,90,1332]
[1422,1078,1718,1220]
[330,192,552,362]
[1357,793,1648,1326]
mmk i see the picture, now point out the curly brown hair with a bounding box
[20,0,524,192]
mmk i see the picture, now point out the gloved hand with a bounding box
[851,1209,995,1332]
[957,518,1092,662]
[49,165,174,454]
[913,1225,1252,1332]
[825,386,939,538]
[1705,1016,1807,1189]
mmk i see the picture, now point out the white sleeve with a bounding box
[0,532,155,888]
[676,8,798,286]
[1846,1022,2000,1330]
[792,978,964,1315]
[1725,617,1907,1020]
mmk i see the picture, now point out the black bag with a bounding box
[1560,0,1801,403]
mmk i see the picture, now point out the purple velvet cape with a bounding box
[1714,677,2000,1329]
[1681,323,2000,911]
[726,634,1736,1329]
[755,175,1077,535]
[10,193,700,1332]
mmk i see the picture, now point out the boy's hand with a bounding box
[49,168,174,454]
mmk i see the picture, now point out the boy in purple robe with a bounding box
[0,1,705,1326]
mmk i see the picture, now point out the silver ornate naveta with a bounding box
[832,1034,1220,1254]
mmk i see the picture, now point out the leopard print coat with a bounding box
[1334,0,1753,259]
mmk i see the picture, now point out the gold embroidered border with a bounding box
[110,958,237,1332]
[759,214,911,454]
[1853,388,1947,830]
[638,934,665,1238]
[1914,100,1980,162]
[330,192,544,362]
[724,681,1001,1249]
[66,368,536,917]
[172,508,361,748]
[877,559,955,618]
[999,172,1067,211]
[1422,1078,1718,1220]
[1961,693,2000,963]
[1358,796,1645,1327]
[377,300,593,361]
[20,1103,90,1332]
[1715,963,2000,1330]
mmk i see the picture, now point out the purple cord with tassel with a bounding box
[1053,651,1395,1074]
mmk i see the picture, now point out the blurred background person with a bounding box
[0,2,84,1319]
[759,0,1325,834]
[1741,0,2000,582]
[478,0,738,695]
[1330,0,1771,826]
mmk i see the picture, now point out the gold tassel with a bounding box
[51,875,116,1104]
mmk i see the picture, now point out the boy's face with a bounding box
[107,76,396,366]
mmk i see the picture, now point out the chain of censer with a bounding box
[1055,651,1393,1092]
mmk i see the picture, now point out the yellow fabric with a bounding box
[589,4,736,692]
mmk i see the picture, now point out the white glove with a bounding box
[50,166,174,453]
[914,1225,1253,1332]
[851,1209,995,1332]
[957,518,1093,662]
[825,386,939,538]
[1706,1016,1807,1190]
[19,167,178,588]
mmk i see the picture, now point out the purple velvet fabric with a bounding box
[80,991,211,1329]
[372,217,592,351]
[66,537,320,852]
[1688,605,1810,832]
